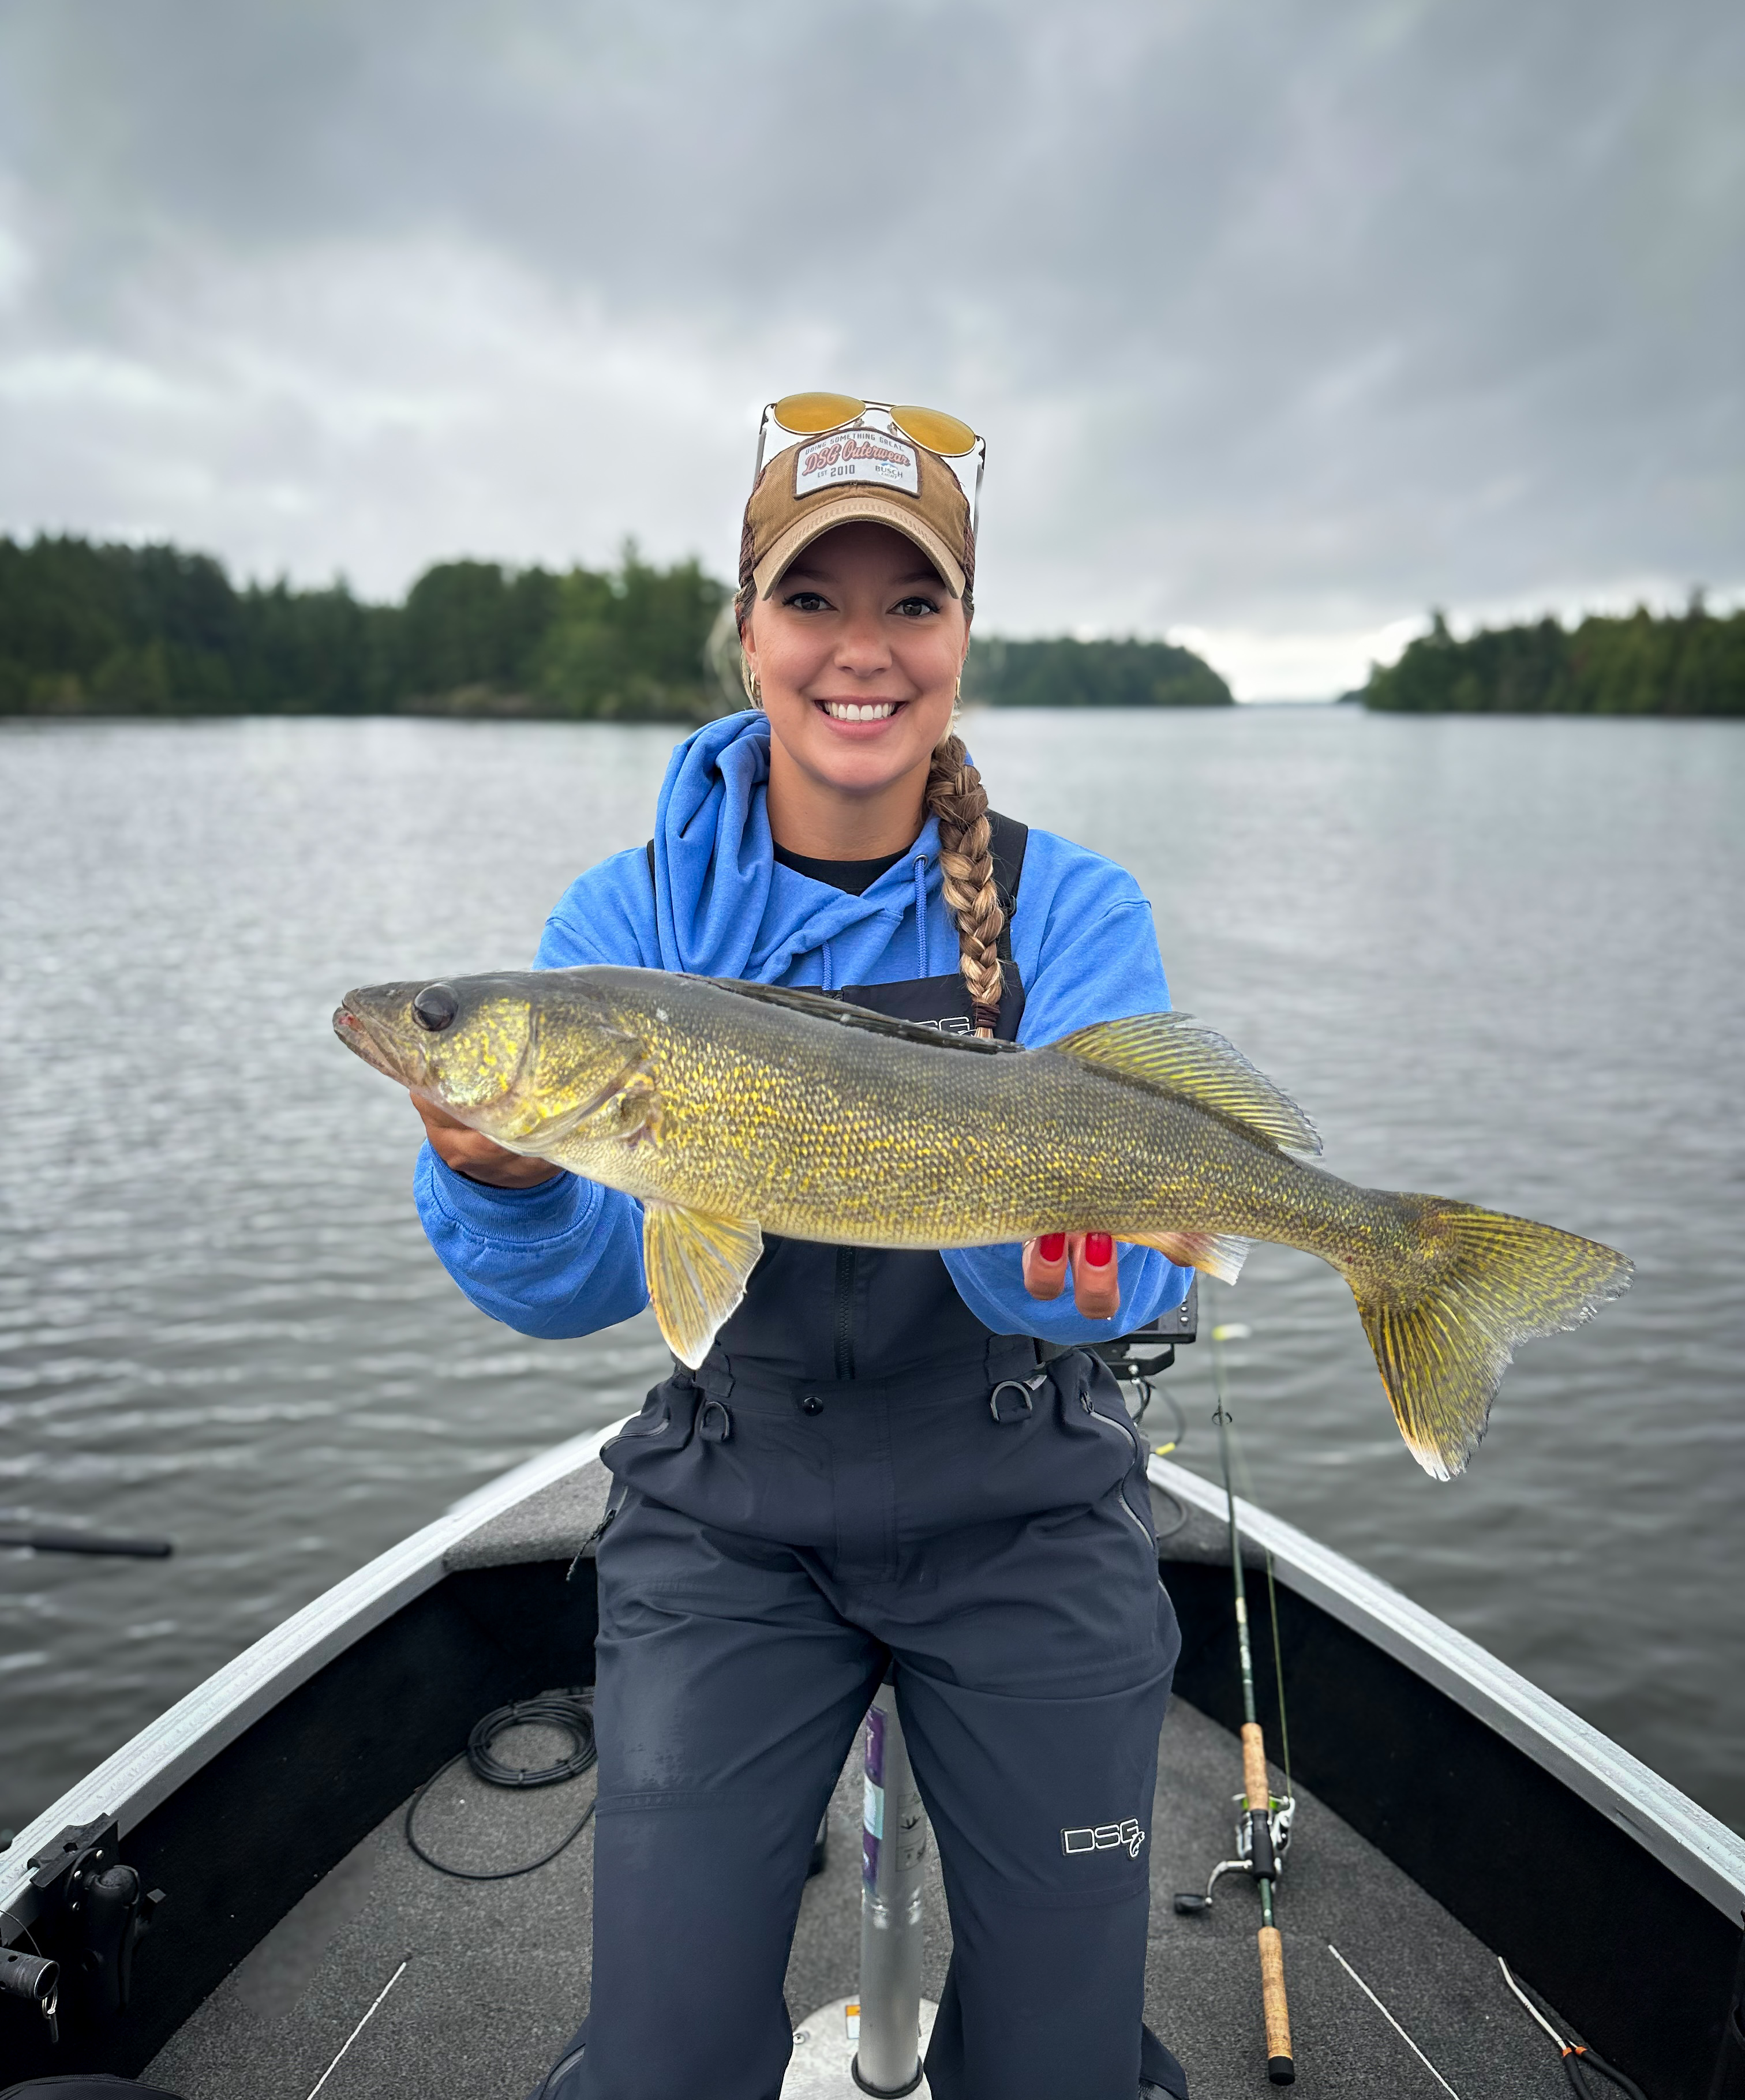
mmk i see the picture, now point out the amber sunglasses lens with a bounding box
[892,404,978,457]
[772,392,866,434]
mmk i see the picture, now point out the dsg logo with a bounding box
[1061,1818,1146,1859]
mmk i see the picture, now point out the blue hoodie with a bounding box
[414,710,1191,1347]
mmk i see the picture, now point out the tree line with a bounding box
[0,535,731,721]
[1360,603,1745,715]
[0,533,1234,719]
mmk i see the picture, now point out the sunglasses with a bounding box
[769,393,978,456]
[756,393,986,528]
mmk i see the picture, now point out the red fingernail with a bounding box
[1038,1233,1067,1262]
[1085,1232,1114,1266]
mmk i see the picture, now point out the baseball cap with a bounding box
[739,402,980,601]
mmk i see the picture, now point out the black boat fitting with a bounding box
[0,1945,60,2043]
[2,1815,166,2046]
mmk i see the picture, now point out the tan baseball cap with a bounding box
[740,427,975,599]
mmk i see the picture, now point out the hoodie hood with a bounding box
[648,708,945,989]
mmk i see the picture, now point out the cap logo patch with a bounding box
[795,430,920,500]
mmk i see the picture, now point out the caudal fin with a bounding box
[1350,1199,1632,1480]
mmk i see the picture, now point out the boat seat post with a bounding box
[855,1680,928,2098]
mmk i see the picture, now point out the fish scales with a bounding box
[576,980,1336,1254]
[334,963,1631,1478]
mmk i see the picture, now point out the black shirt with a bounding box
[772,842,908,897]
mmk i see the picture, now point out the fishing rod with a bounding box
[1173,1321,1297,2087]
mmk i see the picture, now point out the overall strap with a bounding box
[986,809,1029,963]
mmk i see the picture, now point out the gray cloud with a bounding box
[1,0,1739,693]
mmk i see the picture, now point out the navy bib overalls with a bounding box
[568,822,1186,2100]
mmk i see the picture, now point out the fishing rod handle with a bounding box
[1257,1926,1294,2085]
[1242,1722,1270,1811]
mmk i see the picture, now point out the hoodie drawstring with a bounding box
[912,854,930,978]
[821,937,836,992]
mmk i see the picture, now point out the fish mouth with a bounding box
[332,999,412,1082]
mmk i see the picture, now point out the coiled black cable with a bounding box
[406,1688,598,1882]
[1126,1377,1192,1539]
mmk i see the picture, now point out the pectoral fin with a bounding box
[1124,1229,1250,1285]
[642,1202,764,1369]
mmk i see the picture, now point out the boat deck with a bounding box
[145,1688,1571,2100]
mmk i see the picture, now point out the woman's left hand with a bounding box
[1021,1233,1122,1320]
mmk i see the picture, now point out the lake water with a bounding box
[2,709,1741,1841]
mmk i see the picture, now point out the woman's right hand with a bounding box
[411,1096,564,1189]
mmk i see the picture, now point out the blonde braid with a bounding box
[927,732,1005,1036]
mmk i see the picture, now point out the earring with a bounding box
[953,673,962,704]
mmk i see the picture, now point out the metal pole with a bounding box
[855,1680,927,2097]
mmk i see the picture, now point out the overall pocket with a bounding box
[601,1375,697,1482]
[1050,1352,1156,1550]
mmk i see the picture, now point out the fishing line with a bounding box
[405,1689,598,1882]
[1264,1547,1292,1802]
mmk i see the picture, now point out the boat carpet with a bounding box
[145,1694,1569,2099]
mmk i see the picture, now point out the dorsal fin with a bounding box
[694,977,1024,1056]
[1045,1011,1321,1157]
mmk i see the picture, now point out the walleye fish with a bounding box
[334,966,1631,1479]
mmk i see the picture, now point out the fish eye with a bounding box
[413,983,459,1032]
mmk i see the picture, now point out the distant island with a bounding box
[0,534,1231,721]
[1358,604,1744,715]
[964,634,1231,708]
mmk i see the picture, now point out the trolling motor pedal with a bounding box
[10,1816,166,2040]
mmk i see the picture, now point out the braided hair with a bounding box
[923,730,1003,1036]
[735,578,1002,1037]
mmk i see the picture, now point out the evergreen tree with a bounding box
[1364,602,1744,715]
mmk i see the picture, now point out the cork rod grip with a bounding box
[1258,1925,1294,2083]
[1241,1721,1270,1810]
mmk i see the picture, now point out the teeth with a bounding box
[822,701,898,722]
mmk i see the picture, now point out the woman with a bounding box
[412,401,1193,2100]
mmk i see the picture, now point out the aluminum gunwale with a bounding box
[1149,1453,1745,1921]
[0,1420,630,1939]
[5,1430,1736,1940]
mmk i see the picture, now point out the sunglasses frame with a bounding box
[755,396,986,534]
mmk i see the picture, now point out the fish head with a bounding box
[333,970,644,1150]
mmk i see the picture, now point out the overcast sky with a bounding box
[1,1,1739,696]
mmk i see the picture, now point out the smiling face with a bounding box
[741,520,970,854]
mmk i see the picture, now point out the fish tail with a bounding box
[1345,1197,1632,1479]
